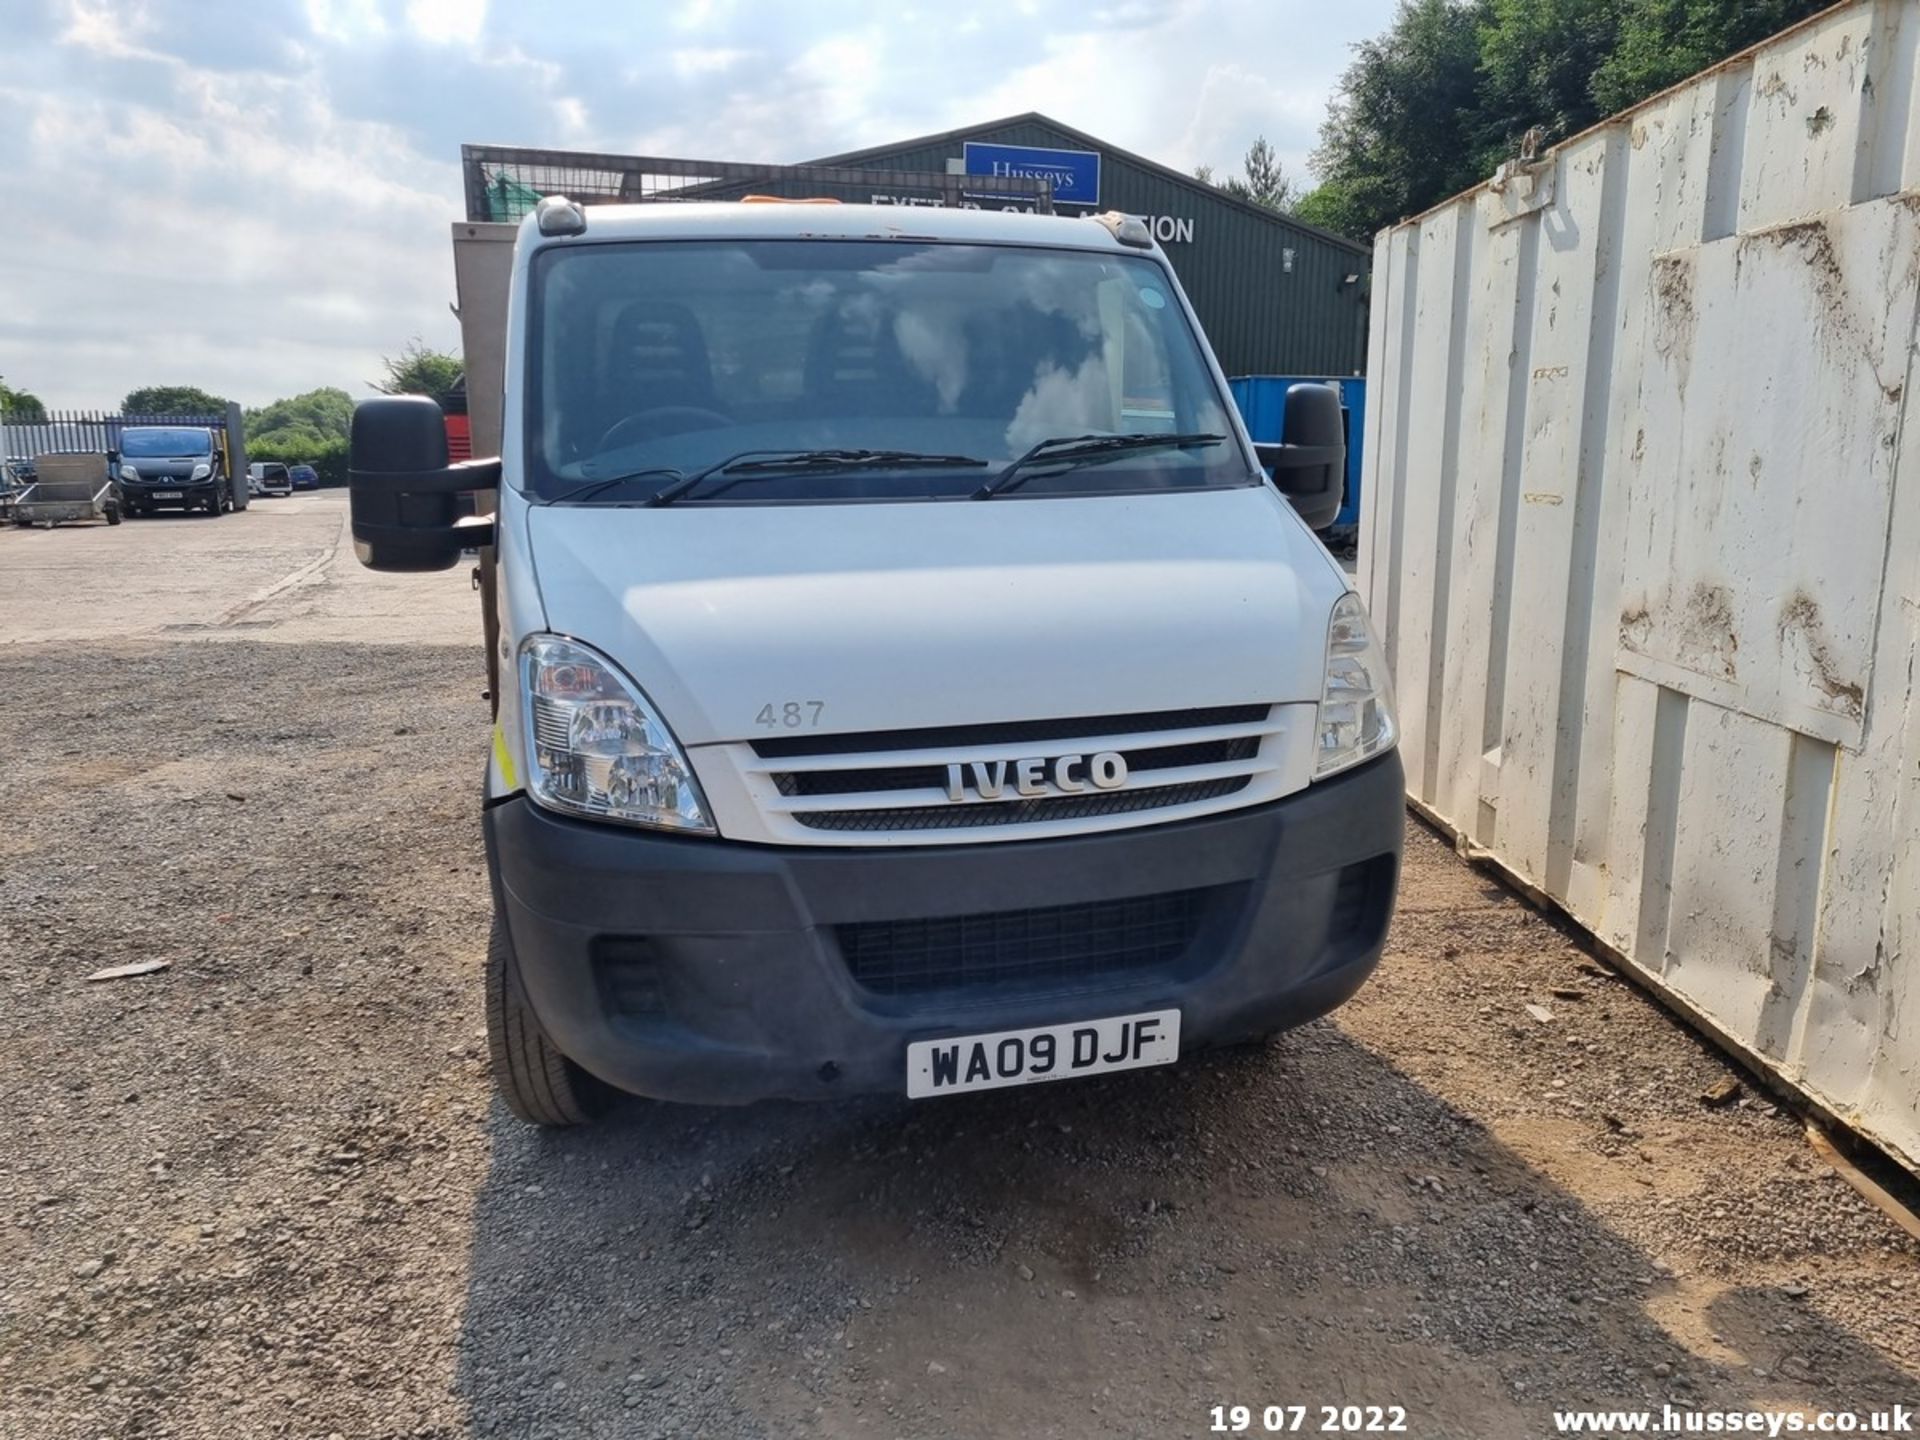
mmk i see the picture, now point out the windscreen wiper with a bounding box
[971,432,1227,500]
[544,467,685,506]
[648,449,989,508]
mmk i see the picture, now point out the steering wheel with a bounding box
[597,406,731,453]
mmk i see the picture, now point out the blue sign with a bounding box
[963,141,1101,208]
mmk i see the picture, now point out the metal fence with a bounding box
[4,404,249,509]
[460,145,1054,224]
[2,407,231,460]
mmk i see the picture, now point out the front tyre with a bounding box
[485,911,610,1127]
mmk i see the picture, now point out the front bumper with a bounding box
[486,750,1405,1105]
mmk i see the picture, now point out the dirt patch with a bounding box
[1665,580,1741,682]
[0,646,1913,1440]
[1650,254,1697,395]
[1620,599,1653,652]
[1777,590,1866,715]
[1745,217,1909,404]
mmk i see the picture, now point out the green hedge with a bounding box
[249,433,348,487]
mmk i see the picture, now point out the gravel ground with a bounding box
[1,626,1915,1438]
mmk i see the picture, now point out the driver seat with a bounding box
[805,303,936,416]
[600,301,717,421]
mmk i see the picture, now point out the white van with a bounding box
[349,197,1402,1125]
[248,462,293,498]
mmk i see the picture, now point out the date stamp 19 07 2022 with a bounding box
[1210,1405,1410,1435]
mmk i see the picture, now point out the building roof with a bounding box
[809,111,1369,257]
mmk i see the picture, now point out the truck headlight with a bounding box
[1314,593,1397,779]
[191,462,212,480]
[119,463,139,481]
[519,634,714,833]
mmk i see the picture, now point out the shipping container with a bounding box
[1359,0,1920,1176]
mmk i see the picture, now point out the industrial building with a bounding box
[811,113,1372,378]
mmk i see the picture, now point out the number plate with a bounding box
[907,1008,1180,1098]
[153,490,182,499]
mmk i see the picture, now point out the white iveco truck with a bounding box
[350,154,1401,1125]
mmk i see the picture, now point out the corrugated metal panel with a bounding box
[1359,0,1920,1177]
[815,116,1371,377]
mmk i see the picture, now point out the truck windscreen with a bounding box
[524,239,1245,504]
[121,429,213,459]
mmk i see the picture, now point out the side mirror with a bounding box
[349,396,500,572]
[1254,383,1345,531]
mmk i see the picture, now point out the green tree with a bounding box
[245,387,355,446]
[375,340,462,406]
[122,384,232,416]
[1304,0,1489,240]
[1197,136,1299,212]
[0,377,47,422]
[250,432,349,488]
[1238,137,1297,211]
[1300,0,1834,241]
[1475,0,1626,167]
[1593,0,1827,113]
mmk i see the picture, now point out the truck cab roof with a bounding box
[522,201,1155,253]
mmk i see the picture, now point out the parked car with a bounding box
[288,464,319,490]
[249,462,292,497]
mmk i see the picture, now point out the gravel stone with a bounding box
[1,499,1915,1439]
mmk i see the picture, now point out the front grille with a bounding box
[796,776,1250,831]
[772,734,1259,798]
[748,702,1284,839]
[839,887,1210,997]
[752,704,1271,758]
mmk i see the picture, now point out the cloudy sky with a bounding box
[0,0,1391,411]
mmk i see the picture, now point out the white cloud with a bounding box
[1,29,454,407]
[673,0,729,32]
[553,95,590,138]
[947,1,1359,182]
[304,0,388,43]
[789,31,885,135]
[407,0,487,45]
[59,0,161,57]
[670,46,750,79]
[0,0,1391,410]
